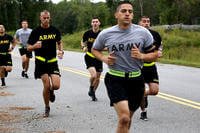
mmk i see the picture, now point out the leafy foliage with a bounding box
[0,0,200,33]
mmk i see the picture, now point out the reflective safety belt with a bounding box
[0,52,8,55]
[47,58,57,63]
[7,61,12,65]
[108,69,141,78]
[35,56,57,63]
[86,52,95,58]
[19,44,26,49]
[143,62,155,67]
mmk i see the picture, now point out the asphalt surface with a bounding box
[0,49,200,133]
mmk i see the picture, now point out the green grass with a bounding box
[159,58,200,68]
[150,28,200,67]
[62,31,84,51]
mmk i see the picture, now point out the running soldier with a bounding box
[15,20,32,78]
[81,17,102,101]
[139,16,162,121]
[27,10,64,117]
[0,25,16,88]
[92,2,158,132]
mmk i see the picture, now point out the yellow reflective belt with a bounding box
[108,69,141,78]
[109,69,125,77]
[35,56,45,62]
[129,71,141,78]
[0,52,8,55]
[47,58,57,63]
[35,56,57,63]
[7,61,12,65]
[86,52,95,58]
[19,44,23,48]
[143,62,155,67]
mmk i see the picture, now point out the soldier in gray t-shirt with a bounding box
[92,1,158,132]
[15,20,32,78]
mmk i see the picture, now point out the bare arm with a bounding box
[27,41,42,52]
[92,48,116,65]
[157,44,163,58]
[80,40,88,52]
[57,41,64,59]
[8,38,17,52]
[14,34,21,44]
[131,46,158,62]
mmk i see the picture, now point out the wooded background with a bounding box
[0,0,200,33]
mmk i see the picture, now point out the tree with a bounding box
[156,0,200,24]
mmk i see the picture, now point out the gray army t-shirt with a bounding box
[93,24,153,72]
[15,28,32,47]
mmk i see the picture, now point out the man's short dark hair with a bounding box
[21,20,28,23]
[116,1,133,11]
[141,16,150,20]
[92,16,100,20]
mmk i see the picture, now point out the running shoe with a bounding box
[88,88,94,97]
[1,80,6,88]
[140,111,148,121]
[92,93,97,101]
[49,89,55,102]
[43,106,50,117]
[88,89,97,101]
[24,72,29,78]
[1,84,6,89]
[21,71,25,77]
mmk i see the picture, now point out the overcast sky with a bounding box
[51,0,106,4]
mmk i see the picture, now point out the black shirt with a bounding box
[28,26,61,59]
[149,29,162,50]
[82,29,101,53]
[0,34,14,52]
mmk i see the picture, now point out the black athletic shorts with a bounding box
[142,65,159,83]
[19,47,32,58]
[34,59,60,79]
[0,54,12,66]
[104,73,145,112]
[84,54,103,72]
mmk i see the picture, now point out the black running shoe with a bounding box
[21,71,25,77]
[140,111,148,121]
[88,89,97,101]
[92,93,97,101]
[1,79,6,88]
[43,106,50,117]
[1,84,6,88]
[49,89,55,102]
[24,72,29,78]
[1,83,6,86]
[88,88,94,97]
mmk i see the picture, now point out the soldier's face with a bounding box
[140,18,150,29]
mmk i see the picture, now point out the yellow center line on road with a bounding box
[60,66,104,79]
[159,92,200,106]
[61,67,90,77]
[12,53,200,110]
[157,95,200,110]
[61,66,200,110]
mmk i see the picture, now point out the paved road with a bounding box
[0,49,200,133]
